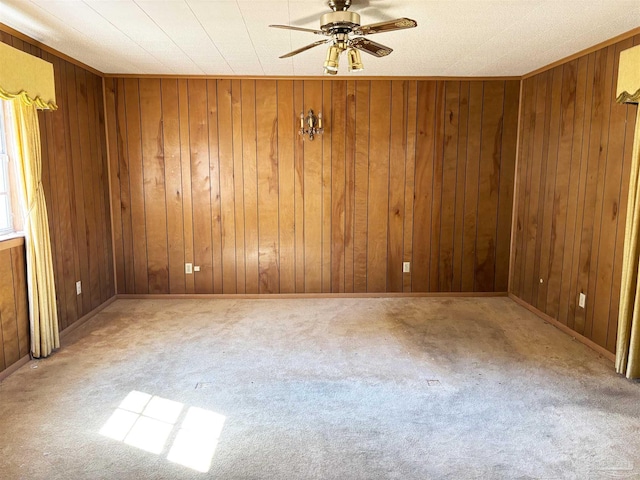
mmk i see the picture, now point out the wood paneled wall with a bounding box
[510,34,640,353]
[0,31,114,332]
[0,241,29,374]
[105,78,519,294]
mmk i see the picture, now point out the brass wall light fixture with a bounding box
[299,109,324,140]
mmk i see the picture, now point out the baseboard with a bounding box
[59,296,117,341]
[1,296,118,382]
[508,293,616,363]
[116,291,508,300]
[0,355,30,382]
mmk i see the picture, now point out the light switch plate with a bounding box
[403,262,410,273]
[578,292,586,309]
[185,263,193,274]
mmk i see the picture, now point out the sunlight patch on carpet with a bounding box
[100,391,226,472]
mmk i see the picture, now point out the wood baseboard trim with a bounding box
[116,292,508,300]
[0,355,30,383]
[59,296,117,341]
[508,293,615,363]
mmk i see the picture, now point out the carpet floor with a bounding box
[1,297,639,479]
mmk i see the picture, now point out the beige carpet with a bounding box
[1,297,639,479]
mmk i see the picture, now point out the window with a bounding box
[0,100,20,236]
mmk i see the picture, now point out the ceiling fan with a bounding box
[269,0,417,75]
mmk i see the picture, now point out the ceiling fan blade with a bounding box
[279,39,330,59]
[269,25,326,35]
[350,37,393,57]
[353,18,417,35]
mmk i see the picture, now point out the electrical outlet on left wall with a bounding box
[76,281,82,295]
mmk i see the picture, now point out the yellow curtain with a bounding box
[4,98,60,358]
[617,108,640,379]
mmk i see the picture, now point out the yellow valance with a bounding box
[0,41,57,110]
[617,44,640,104]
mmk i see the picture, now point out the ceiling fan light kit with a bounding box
[347,48,364,72]
[270,0,417,75]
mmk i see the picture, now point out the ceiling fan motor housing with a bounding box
[320,11,361,34]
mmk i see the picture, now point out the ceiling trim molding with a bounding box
[102,74,522,81]
[523,26,640,80]
[0,22,104,77]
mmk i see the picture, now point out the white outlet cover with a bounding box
[403,262,410,273]
[76,281,82,295]
[185,263,193,274]
[194,266,201,272]
[578,293,586,308]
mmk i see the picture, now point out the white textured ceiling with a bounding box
[1,0,639,77]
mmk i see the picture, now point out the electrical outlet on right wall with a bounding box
[578,293,586,309]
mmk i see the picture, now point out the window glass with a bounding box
[0,101,14,235]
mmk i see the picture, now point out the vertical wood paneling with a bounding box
[105,78,126,294]
[240,80,258,294]
[511,34,640,353]
[413,82,436,292]
[207,79,223,295]
[461,83,484,292]
[0,32,114,355]
[321,81,332,293]
[439,81,460,291]
[48,55,73,325]
[0,249,19,367]
[256,80,280,294]
[403,81,418,293]
[0,244,29,373]
[178,79,195,294]
[139,79,169,294]
[116,78,135,294]
[293,81,305,293]
[277,81,295,294]
[331,81,346,293]
[161,79,186,294]
[124,79,148,294]
[107,78,518,295]
[475,81,505,292]
[367,81,391,292]
[388,81,406,292]
[62,62,84,317]
[216,79,237,294]
[557,57,587,327]
[353,81,370,293]
[188,79,213,294]
[430,82,445,291]
[303,81,323,293]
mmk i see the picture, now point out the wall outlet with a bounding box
[185,263,193,274]
[76,281,82,295]
[194,266,201,272]
[403,262,411,273]
[578,292,586,309]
